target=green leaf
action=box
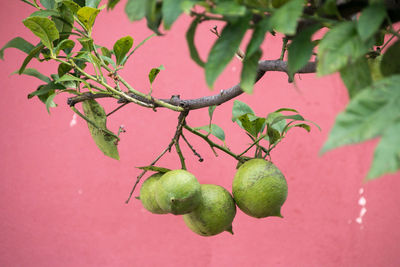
[212,2,246,16]
[53,1,74,41]
[368,55,383,82]
[0,37,35,60]
[195,124,226,141]
[55,39,75,55]
[274,108,298,113]
[77,6,100,32]
[58,62,72,77]
[86,0,101,8]
[186,17,205,67]
[30,10,60,18]
[107,0,121,10]
[73,0,85,7]
[267,126,281,145]
[240,49,262,94]
[162,0,183,30]
[317,22,370,76]
[28,81,66,99]
[321,75,400,154]
[148,65,164,84]
[381,41,400,77]
[270,0,304,35]
[266,111,287,133]
[56,73,91,89]
[136,166,171,173]
[125,0,147,21]
[367,123,400,180]
[60,0,81,13]
[145,0,162,35]
[340,57,372,98]
[208,105,217,122]
[205,15,251,88]
[238,113,266,137]
[13,68,51,83]
[78,37,93,51]
[45,91,57,113]
[82,99,120,160]
[288,24,320,77]
[100,46,112,58]
[23,17,60,50]
[246,17,270,58]
[232,100,254,122]
[113,36,133,66]
[40,0,55,9]
[18,44,45,74]
[357,3,386,41]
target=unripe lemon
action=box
[232,159,287,218]
[155,169,201,215]
[183,184,236,236]
[139,173,168,214]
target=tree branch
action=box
[67,60,317,110]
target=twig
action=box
[181,134,204,162]
[107,103,129,117]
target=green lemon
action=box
[139,173,168,214]
[183,184,236,236]
[232,158,288,218]
[155,169,201,215]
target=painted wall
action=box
[0,1,399,266]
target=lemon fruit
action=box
[139,173,168,214]
[232,158,287,218]
[155,169,201,215]
[183,184,236,236]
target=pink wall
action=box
[1,1,400,266]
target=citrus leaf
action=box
[45,91,57,113]
[274,108,298,113]
[381,41,400,77]
[23,17,60,50]
[82,99,120,160]
[238,113,266,137]
[149,65,164,84]
[162,0,183,30]
[58,62,72,77]
[317,21,369,76]
[195,124,226,141]
[208,105,217,122]
[321,75,400,154]
[357,3,386,41]
[60,0,81,13]
[40,0,55,9]
[232,100,254,122]
[113,36,133,66]
[288,24,320,77]
[340,57,372,98]
[212,2,246,16]
[246,17,270,58]
[76,6,100,32]
[107,0,120,10]
[205,15,251,88]
[55,39,75,55]
[186,17,205,67]
[18,44,45,74]
[28,82,66,99]
[13,68,51,83]
[85,0,101,8]
[0,37,35,60]
[367,123,400,180]
[136,166,171,173]
[29,10,60,18]
[240,49,262,94]
[125,0,147,21]
[270,0,304,35]
[145,0,162,35]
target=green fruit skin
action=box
[232,159,288,218]
[140,173,168,214]
[155,169,201,215]
[183,184,236,237]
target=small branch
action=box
[184,124,242,162]
[181,134,204,162]
[69,60,317,110]
[175,141,186,170]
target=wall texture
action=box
[0,1,399,266]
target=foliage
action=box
[1,0,400,183]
